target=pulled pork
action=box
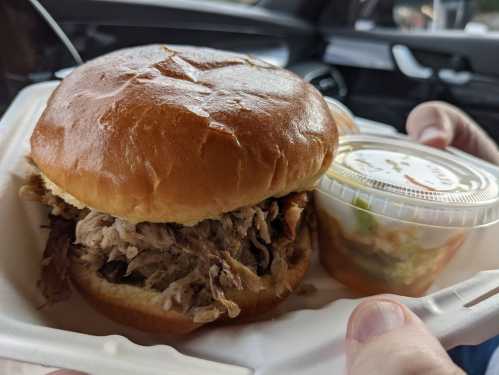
[22,174,309,323]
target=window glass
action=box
[355,0,499,33]
[0,0,77,116]
[471,0,499,31]
[194,0,258,4]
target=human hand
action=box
[406,101,499,164]
[346,297,464,375]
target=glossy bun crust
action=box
[31,45,338,224]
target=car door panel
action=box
[321,27,499,139]
[39,0,320,66]
[330,29,499,77]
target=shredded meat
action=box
[254,207,271,244]
[249,229,271,271]
[22,173,309,322]
[161,269,203,312]
[38,216,75,303]
[19,174,84,221]
[270,239,291,296]
[208,264,241,318]
[295,283,317,297]
[282,192,308,240]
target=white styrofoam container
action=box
[1,82,499,375]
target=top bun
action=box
[31,45,338,224]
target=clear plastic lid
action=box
[318,134,499,228]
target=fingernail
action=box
[418,127,446,144]
[349,301,406,343]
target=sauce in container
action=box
[315,134,499,296]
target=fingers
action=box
[406,101,499,164]
[346,298,464,375]
[407,102,455,148]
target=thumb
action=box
[346,298,464,375]
[406,101,499,164]
[406,102,455,149]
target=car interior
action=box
[2,2,499,373]
[1,0,498,138]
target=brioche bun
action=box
[31,45,338,224]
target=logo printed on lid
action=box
[343,149,461,192]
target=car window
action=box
[0,0,79,116]
[192,0,259,4]
[354,0,499,33]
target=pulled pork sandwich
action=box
[20,45,338,334]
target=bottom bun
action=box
[69,223,312,335]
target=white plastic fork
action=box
[405,270,499,349]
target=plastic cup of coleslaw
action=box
[315,134,499,297]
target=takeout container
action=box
[2,82,499,375]
[315,134,499,297]
[324,97,359,136]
